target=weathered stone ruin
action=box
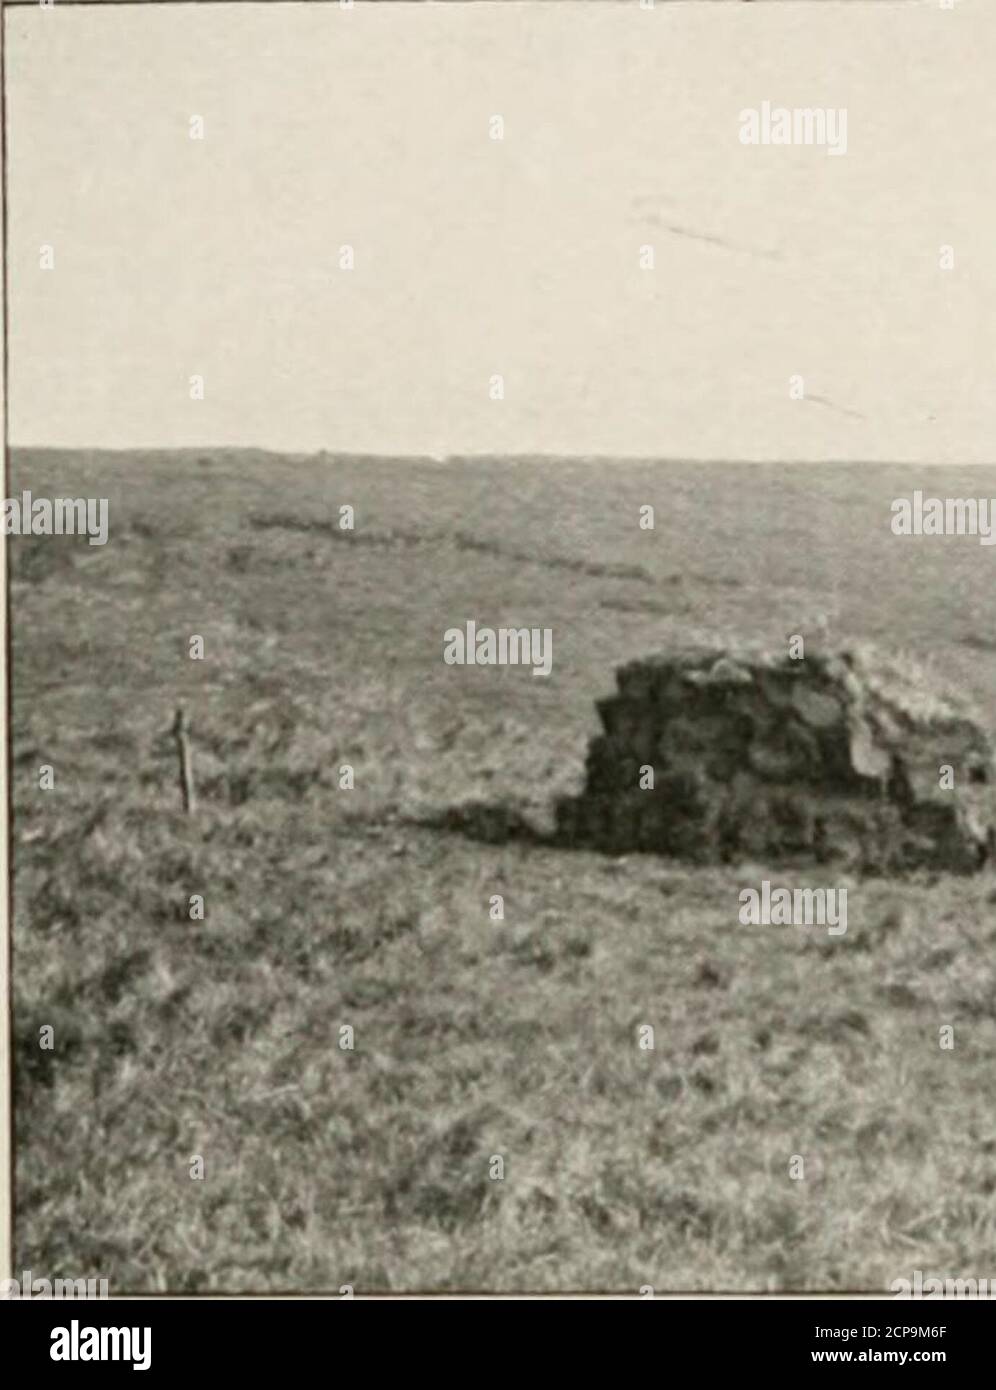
[554,644,996,872]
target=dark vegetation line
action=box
[249,513,655,583]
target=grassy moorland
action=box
[11,449,996,1292]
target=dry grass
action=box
[12,449,996,1292]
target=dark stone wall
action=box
[555,646,996,873]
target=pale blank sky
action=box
[6,1,995,460]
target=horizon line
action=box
[7,445,996,469]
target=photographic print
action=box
[4,0,995,1327]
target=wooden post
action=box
[172,706,196,814]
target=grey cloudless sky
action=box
[6,1,995,460]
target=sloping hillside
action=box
[12,450,996,1291]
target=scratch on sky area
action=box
[805,394,867,422]
[657,222,783,262]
